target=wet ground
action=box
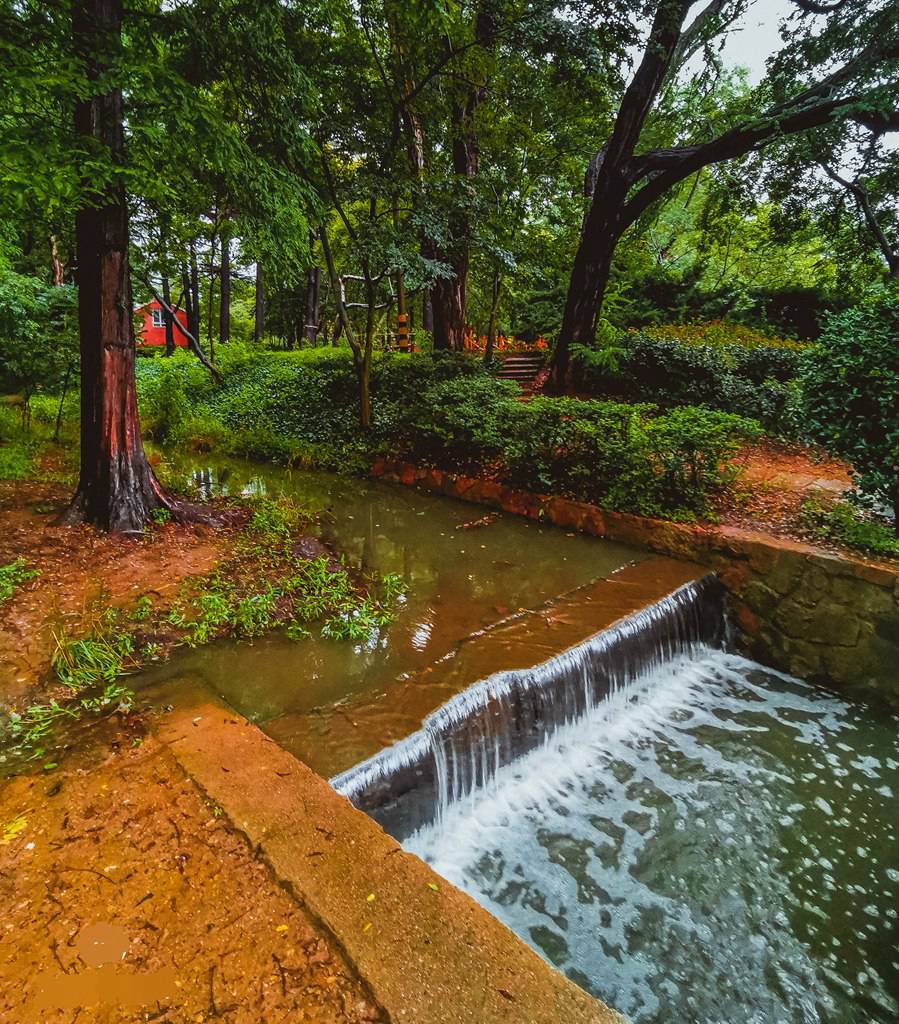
[0,734,383,1023]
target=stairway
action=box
[493,352,546,390]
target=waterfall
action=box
[332,574,726,840]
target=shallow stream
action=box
[136,455,645,775]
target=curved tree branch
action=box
[821,162,899,276]
[140,277,223,383]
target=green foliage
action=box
[140,348,758,519]
[247,498,312,541]
[0,270,78,413]
[499,399,758,519]
[138,355,193,444]
[800,292,899,519]
[52,624,135,689]
[7,682,133,758]
[571,330,804,436]
[799,499,899,558]
[0,558,39,605]
[0,406,41,478]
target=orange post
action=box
[397,312,410,352]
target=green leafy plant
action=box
[0,558,39,604]
[800,291,899,532]
[8,682,133,758]
[799,498,899,558]
[52,625,135,689]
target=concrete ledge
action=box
[155,705,622,1024]
[372,458,899,701]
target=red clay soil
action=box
[0,735,384,1024]
[719,437,853,540]
[0,480,244,704]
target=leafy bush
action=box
[640,321,807,353]
[571,331,804,435]
[137,355,193,442]
[138,347,758,520]
[800,292,899,528]
[799,499,899,558]
[395,375,520,470]
[500,398,758,517]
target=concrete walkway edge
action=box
[155,706,623,1024]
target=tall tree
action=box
[550,0,899,384]
[63,0,179,531]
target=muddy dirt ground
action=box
[0,480,244,705]
[0,733,384,1023]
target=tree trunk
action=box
[219,232,230,345]
[422,289,434,333]
[189,243,200,342]
[181,262,194,347]
[484,267,502,365]
[254,262,264,344]
[161,275,176,356]
[432,270,466,351]
[551,189,625,389]
[62,0,176,533]
[304,266,320,344]
[50,235,65,286]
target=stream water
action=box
[406,648,899,1024]
[136,455,646,775]
[141,457,899,1022]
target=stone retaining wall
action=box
[372,459,899,703]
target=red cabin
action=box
[135,299,189,348]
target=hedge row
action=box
[571,332,805,436]
[136,348,759,520]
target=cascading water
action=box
[334,575,899,1023]
[333,575,725,839]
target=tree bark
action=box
[50,235,65,286]
[181,262,194,345]
[484,266,502,365]
[422,290,434,333]
[304,265,320,344]
[161,274,176,356]
[254,262,265,343]
[431,5,498,351]
[219,231,231,345]
[62,0,177,533]
[189,242,200,342]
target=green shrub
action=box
[571,331,804,436]
[0,406,41,478]
[137,347,757,521]
[396,375,519,470]
[500,398,758,518]
[800,292,899,529]
[799,499,899,558]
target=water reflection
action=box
[138,454,646,744]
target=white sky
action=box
[720,0,791,83]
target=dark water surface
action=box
[407,649,899,1024]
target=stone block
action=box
[741,578,781,619]
[546,497,589,531]
[805,603,861,647]
[765,552,805,596]
[774,600,809,639]
[830,576,896,616]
